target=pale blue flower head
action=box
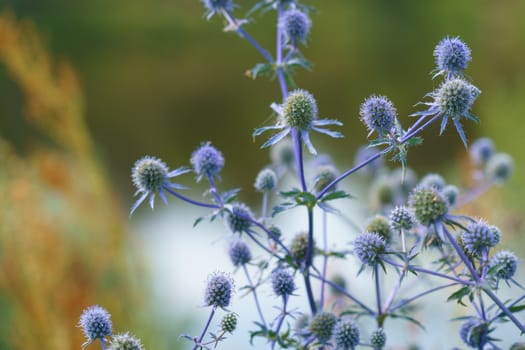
[460,318,489,349]
[205,272,234,308]
[370,328,387,349]
[461,220,500,257]
[281,9,311,44]
[433,36,471,79]
[334,319,360,350]
[354,232,386,266]
[108,332,144,350]
[78,305,112,343]
[485,152,513,184]
[254,168,278,192]
[469,137,495,165]
[271,268,295,297]
[360,95,397,137]
[489,250,518,281]
[201,0,234,20]
[227,202,254,233]
[309,312,337,343]
[191,141,225,182]
[228,239,252,267]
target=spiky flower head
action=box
[391,167,418,195]
[281,9,311,44]
[283,89,318,130]
[78,305,112,343]
[312,164,338,194]
[227,202,253,233]
[354,145,384,176]
[360,95,397,137]
[290,232,311,263]
[201,0,234,20]
[309,312,337,343]
[390,206,415,231]
[191,142,224,182]
[108,332,144,350]
[271,268,295,297]
[460,318,489,349]
[228,239,252,267]
[440,184,458,206]
[366,215,392,244]
[469,137,495,165]
[254,168,277,192]
[489,250,518,281]
[369,175,396,210]
[433,36,472,78]
[354,232,387,266]
[205,272,234,308]
[409,187,448,226]
[220,313,238,333]
[436,78,479,119]
[461,220,500,256]
[370,328,386,349]
[418,173,446,191]
[485,152,514,184]
[334,319,360,350]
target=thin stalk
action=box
[163,187,220,209]
[261,191,269,222]
[482,287,525,334]
[319,211,328,311]
[304,207,317,314]
[390,282,459,312]
[243,265,267,329]
[439,223,479,282]
[271,296,288,350]
[383,258,474,285]
[99,338,107,350]
[192,308,216,350]
[374,264,382,325]
[207,174,223,206]
[245,229,282,258]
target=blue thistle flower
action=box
[78,305,112,344]
[227,202,254,233]
[254,89,343,155]
[485,152,514,184]
[270,138,295,167]
[418,173,446,191]
[354,232,387,267]
[412,77,481,147]
[201,0,234,20]
[370,328,386,349]
[461,220,500,257]
[281,9,311,45]
[220,312,238,333]
[271,268,295,297]
[469,137,495,165]
[290,232,311,263]
[409,186,448,226]
[191,142,225,182]
[433,36,472,79]
[309,312,337,343]
[389,206,415,231]
[489,250,518,281]
[205,272,234,308]
[312,164,338,194]
[442,184,459,206]
[108,332,144,350]
[359,95,397,137]
[459,318,489,349]
[130,156,190,215]
[228,239,252,267]
[254,168,278,192]
[333,319,360,350]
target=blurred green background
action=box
[1,0,524,349]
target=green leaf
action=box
[221,188,241,204]
[246,62,275,80]
[447,286,472,306]
[319,190,350,202]
[272,202,297,217]
[389,313,426,331]
[193,216,204,227]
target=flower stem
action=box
[162,187,219,209]
[374,264,383,326]
[243,264,267,329]
[304,207,317,314]
[99,338,107,350]
[319,211,328,311]
[192,308,216,350]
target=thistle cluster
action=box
[205,272,234,308]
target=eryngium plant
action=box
[82,1,525,349]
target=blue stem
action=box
[243,264,267,329]
[374,264,382,322]
[99,338,107,350]
[162,186,219,209]
[192,308,216,350]
[319,211,328,311]
[304,207,317,314]
[271,296,288,350]
[389,282,459,312]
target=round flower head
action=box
[418,173,446,191]
[271,268,295,297]
[442,184,459,206]
[354,232,387,266]
[108,332,144,350]
[354,145,384,176]
[227,202,253,233]
[330,274,347,295]
[433,36,472,78]
[309,312,337,343]
[409,187,448,226]
[390,206,415,231]
[281,9,311,45]
[369,175,396,210]
[485,152,514,184]
[205,272,234,308]
[78,305,112,343]
[220,313,238,333]
[370,328,386,349]
[469,137,495,165]
[412,77,480,147]
[461,220,500,256]
[191,142,224,182]
[460,318,489,349]
[201,0,234,20]
[489,250,518,281]
[254,168,277,192]
[333,319,360,350]
[391,167,418,195]
[365,215,392,245]
[254,89,342,155]
[270,139,295,167]
[130,156,190,215]
[359,95,397,137]
[290,232,311,263]
[312,164,338,194]
[228,239,252,267]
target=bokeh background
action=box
[1,0,524,349]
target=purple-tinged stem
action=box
[389,282,459,312]
[319,211,328,311]
[163,186,219,209]
[374,264,383,325]
[482,287,525,334]
[99,338,107,350]
[304,207,317,314]
[192,308,216,350]
[271,296,288,350]
[243,264,267,329]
